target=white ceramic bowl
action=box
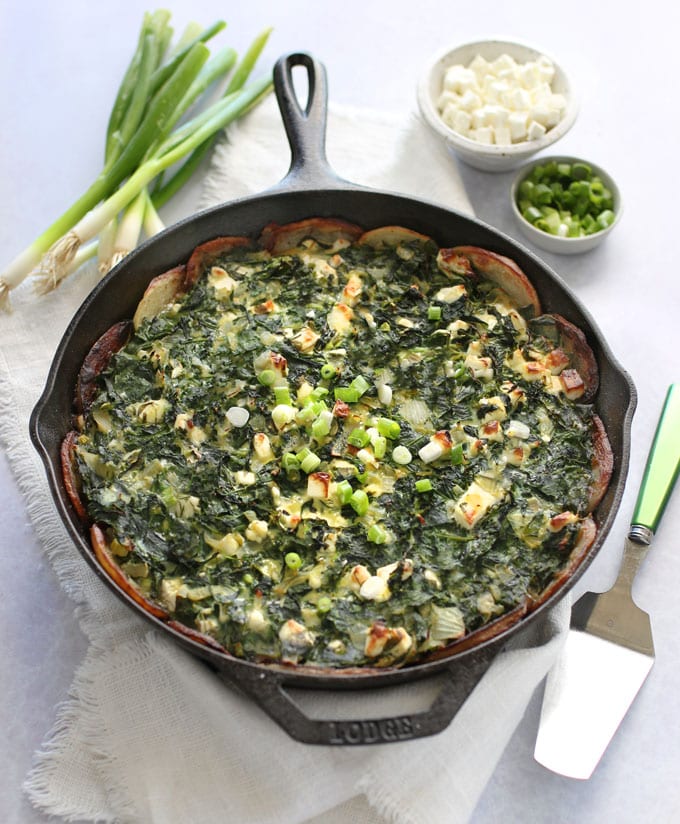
[510,155,622,254]
[417,39,578,172]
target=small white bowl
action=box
[417,39,578,172]
[510,155,623,254]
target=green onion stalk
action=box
[4,39,212,304]
[98,39,240,273]
[98,27,271,276]
[0,13,272,311]
[33,74,272,294]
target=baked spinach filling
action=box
[75,235,596,667]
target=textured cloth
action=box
[0,96,568,824]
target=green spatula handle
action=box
[630,384,680,538]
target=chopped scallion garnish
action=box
[392,445,412,465]
[350,375,371,396]
[367,524,388,544]
[285,552,302,571]
[350,489,369,516]
[377,417,401,440]
[372,435,387,459]
[310,386,329,401]
[317,596,332,613]
[334,387,360,403]
[274,386,292,405]
[336,480,353,504]
[311,410,333,441]
[348,428,370,448]
[516,159,616,239]
[281,452,300,473]
[257,369,276,386]
[300,451,322,474]
[451,443,464,465]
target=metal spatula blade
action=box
[534,383,680,779]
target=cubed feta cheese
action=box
[437,52,563,146]
[510,87,532,111]
[468,54,491,77]
[437,89,461,110]
[518,62,541,89]
[526,119,547,140]
[508,111,528,141]
[530,82,553,105]
[434,283,466,303]
[470,126,494,144]
[458,89,483,112]
[484,104,510,128]
[493,125,512,145]
[443,65,478,94]
[485,79,510,104]
[492,53,517,74]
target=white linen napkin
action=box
[1,95,569,824]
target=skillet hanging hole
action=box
[291,63,312,117]
[272,52,347,191]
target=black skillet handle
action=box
[272,52,350,192]
[217,648,496,745]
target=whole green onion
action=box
[0,13,273,311]
[36,74,272,296]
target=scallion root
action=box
[0,280,11,313]
[34,232,81,295]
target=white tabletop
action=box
[2,1,680,821]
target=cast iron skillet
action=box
[30,53,636,745]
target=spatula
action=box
[534,383,680,779]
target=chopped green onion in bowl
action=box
[510,155,622,254]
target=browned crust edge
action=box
[589,414,614,511]
[530,313,600,401]
[90,524,169,620]
[185,237,253,288]
[132,265,187,330]
[167,620,230,654]
[259,218,363,255]
[356,225,433,248]
[422,603,529,661]
[443,245,542,317]
[60,430,89,522]
[527,516,598,610]
[75,320,132,417]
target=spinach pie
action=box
[62,219,613,669]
